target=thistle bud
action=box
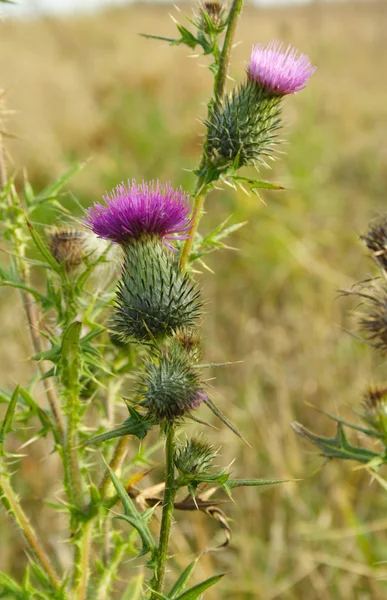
[206,41,315,172]
[362,386,387,435]
[47,227,84,272]
[138,347,207,422]
[206,80,282,171]
[174,436,217,478]
[113,238,202,343]
[361,218,387,271]
[200,1,226,30]
[173,327,203,362]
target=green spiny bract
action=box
[138,346,206,422]
[205,79,282,174]
[113,238,202,343]
[174,436,217,478]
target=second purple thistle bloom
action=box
[248,41,316,96]
[85,180,192,245]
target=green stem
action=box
[71,520,93,600]
[214,0,244,101]
[179,177,207,270]
[0,471,61,590]
[179,0,244,271]
[150,426,176,598]
[64,385,84,511]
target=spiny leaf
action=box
[26,221,62,273]
[84,407,154,445]
[0,385,19,442]
[168,557,201,599]
[291,422,382,464]
[33,162,86,206]
[204,397,248,444]
[104,461,155,556]
[174,574,225,600]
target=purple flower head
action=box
[248,41,316,96]
[85,180,192,247]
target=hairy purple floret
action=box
[248,41,316,95]
[85,180,192,245]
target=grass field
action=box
[1,1,387,598]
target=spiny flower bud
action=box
[174,436,217,478]
[200,1,225,29]
[361,218,387,271]
[85,179,192,249]
[206,79,282,171]
[47,227,84,272]
[248,42,316,96]
[361,386,387,435]
[138,347,207,422]
[173,327,203,362]
[113,238,201,343]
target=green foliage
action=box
[292,421,383,465]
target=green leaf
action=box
[308,405,383,439]
[105,461,155,556]
[32,162,85,206]
[174,574,225,600]
[223,478,289,497]
[229,175,284,192]
[84,407,154,446]
[0,573,21,594]
[26,220,62,273]
[204,397,247,443]
[176,25,199,49]
[292,422,382,464]
[168,557,200,598]
[0,385,19,442]
[17,386,54,436]
[140,33,179,44]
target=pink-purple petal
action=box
[85,180,192,245]
[248,41,316,95]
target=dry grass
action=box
[1,1,387,598]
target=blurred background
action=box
[1,0,387,598]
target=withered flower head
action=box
[357,282,387,353]
[47,227,84,272]
[361,217,387,271]
[362,385,387,434]
[200,1,225,29]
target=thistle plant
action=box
[0,2,315,599]
[293,217,387,474]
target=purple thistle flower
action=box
[85,180,192,247]
[248,41,316,96]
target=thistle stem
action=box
[72,520,93,600]
[179,0,244,271]
[179,178,207,270]
[0,472,61,590]
[214,0,244,101]
[150,426,176,598]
